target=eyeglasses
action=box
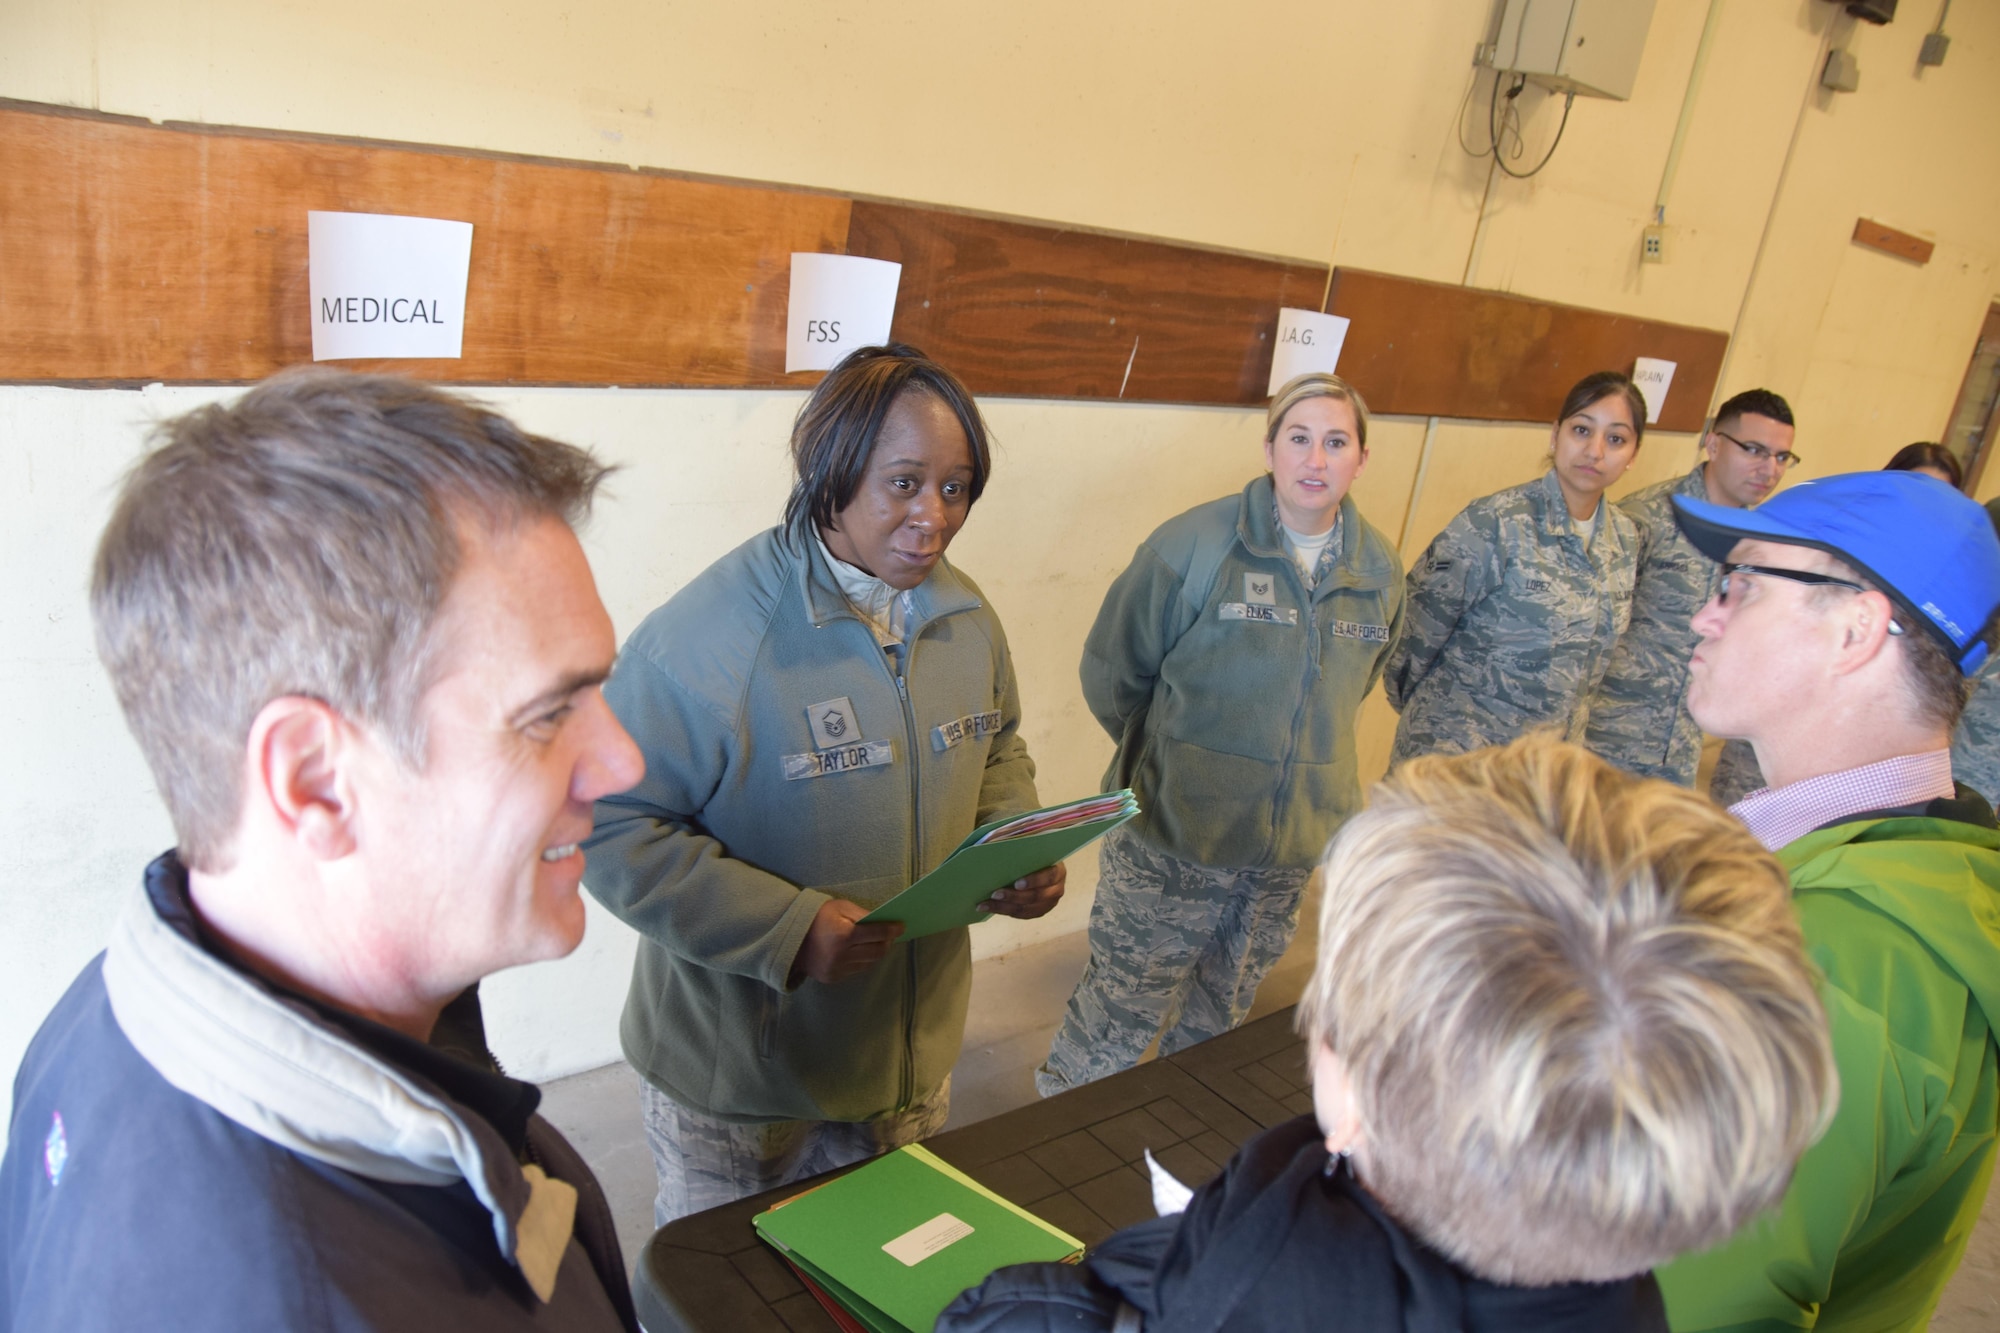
[1715,430,1802,470]
[1718,563,1903,636]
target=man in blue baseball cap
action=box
[1654,470,2000,1332]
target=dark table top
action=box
[633,1007,1312,1333]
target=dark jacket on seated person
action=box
[937,1116,1668,1333]
[0,853,637,1333]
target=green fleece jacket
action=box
[1657,799,2000,1332]
[583,529,1040,1124]
[1081,477,1404,871]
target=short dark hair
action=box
[782,343,992,546]
[1884,441,1964,490]
[1813,552,1971,730]
[1714,388,1795,431]
[1559,371,1648,447]
[91,368,610,871]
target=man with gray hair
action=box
[0,370,645,1331]
[1655,471,2000,1331]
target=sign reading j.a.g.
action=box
[308,211,474,361]
[1266,307,1352,396]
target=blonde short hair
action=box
[1296,736,1836,1285]
[1266,373,1369,450]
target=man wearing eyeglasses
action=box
[1653,471,2000,1333]
[1584,389,1797,786]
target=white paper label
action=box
[1266,307,1351,396]
[308,211,473,360]
[786,253,902,373]
[881,1212,974,1267]
[1632,357,1678,425]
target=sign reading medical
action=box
[308,211,475,361]
[786,253,902,373]
[1266,307,1352,396]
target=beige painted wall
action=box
[4,0,1997,1106]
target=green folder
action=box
[753,1144,1085,1333]
[860,791,1139,940]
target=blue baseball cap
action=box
[1672,470,2000,675]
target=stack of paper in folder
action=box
[753,1144,1084,1333]
[861,790,1139,939]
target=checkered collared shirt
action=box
[1730,749,1955,852]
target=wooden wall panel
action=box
[1326,269,1727,434]
[1,99,1728,427]
[0,103,849,386]
[846,202,1324,403]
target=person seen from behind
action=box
[941,735,1837,1332]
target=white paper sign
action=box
[786,253,902,373]
[881,1212,973,1267]
[1266,307,1352,396]
[1632,357,1678,425]
[309,212,473,360]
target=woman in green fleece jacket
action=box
[584,345,1064,1225]
[1037,373,1405,1096]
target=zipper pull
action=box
[896,674,908,700]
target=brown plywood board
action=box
[0,102,849,386]
[1326,269,1727,433]
[846,201,1326,404]
[2,100,1727,425]
[1851,217,1935,266]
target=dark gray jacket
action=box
[0,854,635,1333]
[938,1117,1667,1333]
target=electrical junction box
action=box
[1487,0,1659,101]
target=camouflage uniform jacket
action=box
[1953,660,2000,805]
[1583,462,1722,785]
[1386,468,1638,765]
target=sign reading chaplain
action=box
[308,211,474,361]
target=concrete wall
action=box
[5,0,1997,1115]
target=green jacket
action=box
[583,529,1040,1124]
[1386,469,1638,766]
[1081,477,1404,871]
[1657,800,2000,1332]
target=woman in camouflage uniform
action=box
[1385,371,1645,765]
[1037,374,1405,1095]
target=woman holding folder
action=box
[584,344,1064,1223]
[1038,374,1404,1095]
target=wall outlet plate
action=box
[1641,225,1668,264]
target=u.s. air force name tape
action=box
[933,710,1003,751]
[783,740,894,781]
[1330,619,1392,642]
[1218,602,1299,626]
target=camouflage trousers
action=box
[638,1074,951,1226]
[1035,825,1310,1097]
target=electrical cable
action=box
[1456,64,1500,158]
[1486,71,1574,179]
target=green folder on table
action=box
[861,790,1139,940]
[752,1143,1085,1333]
